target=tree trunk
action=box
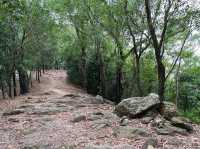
[1,81,5,99]
[37,67,40,83]
[7,78,12,98]
[13,71,17,97]
[29,71,33,88]
[39,68,42,77]
[157,59,166,114]
[35,68,38,81]
[18,68,29,95]
[80,47,87,90]
[115,65,123,103]
[157,59,165,102]
[135,57,143,96]
[99,57,106,97]
[175,58,181,108]
[43,64,45,74]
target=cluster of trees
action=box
[49,0,200,116]
[0,0,59,98]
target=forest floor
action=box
[0,70,200,149]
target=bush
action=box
[181,102,200,124]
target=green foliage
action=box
[181,102,200,124]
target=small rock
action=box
[113,126,150,139]
[142,138,158,149]
[87,112,104,121]
[166,123,188,135]
[151,115,166,128]
[91,119,111,130]
[155,122,188,136]
[85,144,133,149]
[71,115,86,123]
[170,116,193,132]
[3,109,25,116]
[85,144,112,149]
[120,116,129,126]
[155,127,174,135]
[8,118,19,122]
[141,117,153,124]
[95,95,104,104]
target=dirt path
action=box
[0,70,200,149]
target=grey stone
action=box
[113,126,150,139]
[91,119,111,130]
[114,93,160,118]
[71,115,86,123]
[85,144,133,149]
[155,122,188,136]
[141,117,153,124]
[3,109,25,116]
[8,118,19,122]
[170,116,193,132]
[142,138,158,149]
[85,144,112,149]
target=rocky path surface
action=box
[0,70,200,149]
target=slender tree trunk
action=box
[35,68,38,81]
[37,67,40,83]
[18,68,29,94]
[13,71,17,97]
[175,58,181,108]
[1,81,5,99]
[43,64,45,74]
[29,71,33,87]
[99,57,106,97]
[115,64,123,102]
[39,68,42,77]
[135,57,143,96]
[7,78,12,98]
[80,47,87,90]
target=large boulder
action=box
[114,93,160,118]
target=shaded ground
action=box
[0,70,200,149]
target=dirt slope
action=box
[0,70,200,149]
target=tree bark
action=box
[115,64,123,103]
[18,68,29,94]
[175,58,181,108]
[80,47,87,90]
[13,71,17,97]
[1,81,5,99]
[7,78,12,98]
[135,56,143,96]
